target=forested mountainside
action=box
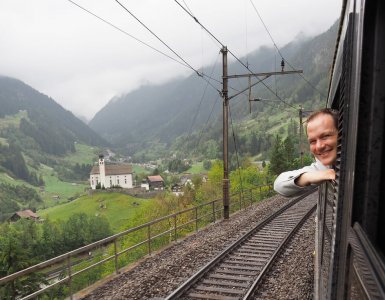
[0,77,108,220]
[0,76,108,153]
[90,20,338,160]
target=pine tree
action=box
[283,135,296,169]
[269,135,286,175]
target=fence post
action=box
[114,239,119,274]
[67,256,73,300]
[147,225,151,255]
[239,192,242,210]
[174,215,177,241]
[195,207,198,232]
[212,202,216,223]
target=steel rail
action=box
[165,190,316,299]
[243,202,317,299]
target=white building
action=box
[90,155,133,190]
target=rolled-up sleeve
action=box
[273,161,328,197]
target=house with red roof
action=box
[141,175,164,191]
[10,209,40,222]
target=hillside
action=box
[39,192,154,232]
[89,21,339,161]
[0,76,108,150]
[0,77,109,220]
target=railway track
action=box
[165,191,317,300]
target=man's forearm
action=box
[295,169,336,187]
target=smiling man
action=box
[274,108,338,197]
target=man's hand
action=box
[295,169,336,187]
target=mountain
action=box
[0,76,109,220]
[90,21,338,159]
[0,76,108,154]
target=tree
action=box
[0,223,46,299]
[230,165,265,193]
[87,215,112,242]
[269,135,286,175]
[61,214,89,250]
[249,132,259,155]
[40,220,63,259]
[203,160,212,170]
[283,135,296,170]
[207,160,223,187]
[205,140,219,159]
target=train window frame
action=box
[321,1,385,299]
[351,0,385,258]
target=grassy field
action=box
[0,172,19,185]
[37,164,88,207]
[187,161,206,174]
[62,143,99,165]
[38,192,154,232]
[131,164,148,174]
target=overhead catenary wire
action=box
[249,0,327,99]
[195,94,221,150]
[229,105,244,195]
[188,52,221,138]
[174,0,297,177]
[66,0,188,68]
[174,0,297,110]
[69,0,252,146]
[114,0,222,95]
[67,0,223,95]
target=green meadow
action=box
[187,161,205,174]
[62,143,99,165]
[39,192,154,232]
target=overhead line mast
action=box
[221,46,303,219]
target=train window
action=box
[316,1,385,299]
[351,0,385,258]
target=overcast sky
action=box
[0,0,342,120]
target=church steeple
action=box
[98,154,106,187]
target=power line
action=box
[174,0,224,48]
[226,50,297,110]
[66,0,222,95]
[114,0,222,95]
[249,0,327,99]
[66,0,188,68]
[229,105,244,194]
[188,52,220,137]
[174,0,297,110]
[195,94,221,150]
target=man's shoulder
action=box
[311,159,329,171]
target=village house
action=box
[141,175,164,191]
[171,174,208,196]
[90,155,133,189]
[10,209,40,222]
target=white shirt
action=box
[273,159,329,197]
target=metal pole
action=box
[195,207,198,232]
[299,105,304,167]
[147,225,151,255]
[67,256,73,300]
[174,215,177,241]
[221,46,230,219]
[114,240,119,274]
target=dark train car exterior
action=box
[315,0,385,299]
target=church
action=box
[90,155,133,189]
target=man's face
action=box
[306,114,338,166]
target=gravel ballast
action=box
[79,194,316,300]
